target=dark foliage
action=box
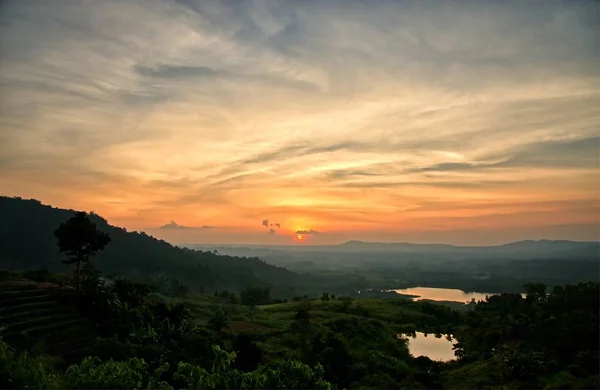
[54,211,111,288]
[232,333,262,371]
[0,197,298,294]
[240,285,271,307]
[451,282,599,388]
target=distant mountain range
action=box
[191,238,599,260]
[335,239,599,257]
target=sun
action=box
[296,234,303,241]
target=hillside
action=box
[0,196,299,294]
[2,273,598,389]
[0,281,96,362]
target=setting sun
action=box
[0,0,597,248]
[0,1,598,387]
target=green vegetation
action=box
[2,266,597,388]
[0,280,97,361]
[1,341,331,390]
[449,282,599,389]
[1,199,598,388]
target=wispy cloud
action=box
[0,0,597,244]
[262,218,282,234]
[406,136,600,174]
[296,229,321,235]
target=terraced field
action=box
[0,281,97,361]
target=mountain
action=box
[0,196,299,294]
[335,239,599,259]
[193,239,599,260]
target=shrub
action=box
[0,339,61,390]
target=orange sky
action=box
[0,0,598,245]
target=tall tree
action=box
[240,285,270,318]
[240,285,270,307]
[54,211,111,289]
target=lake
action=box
[402,332,456,361]
[391,286,493,303]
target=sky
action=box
[0,0,598,245]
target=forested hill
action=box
[0,196,299,294]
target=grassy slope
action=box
[0,282,97,361]
[169,293,461,363]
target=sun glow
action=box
[296,234,303,241]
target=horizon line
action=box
[176,238,599,249]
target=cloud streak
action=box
[0,0,598,244]
[155,221,215,230]
[296,229,321,235]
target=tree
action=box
[294,301,312,323]
[233,334,262,371]
[321,293,330,302]
[240,286,270,318]
[208,309,229,332]
[240,286,270,308]
[111,279,150,309]
[174,345,332,389]
[54,211,111,289]
[313,333,353,388]
[524,283,547,303]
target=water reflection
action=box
[392,286,493,303]
[402,332,456,361]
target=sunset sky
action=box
[1,0,598,245]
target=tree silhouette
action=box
[208,309,229,332]
[240,285,270,318]
[54,211,111,289]
[240,285,270,308]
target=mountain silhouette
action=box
[0,196,298,294]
